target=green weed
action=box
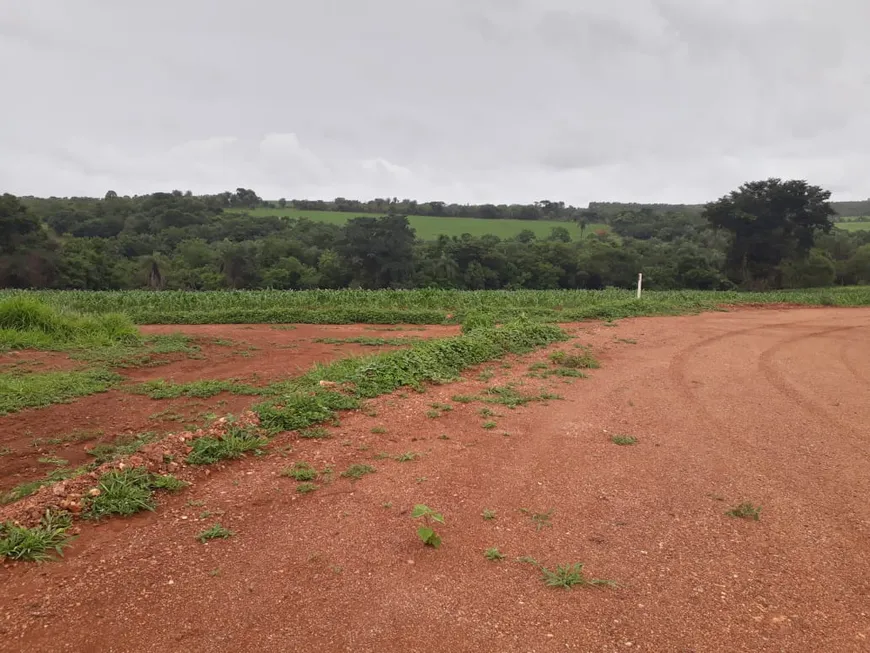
[0,510,73,562]
[296,482,318,494]
[282,462,317,481]
[484,547,505,561]
[298,427,331,440]
[131,378,262,399]
[186,425,268,465]
[84,468,170,519]
[341,464,375,480]
[541,563,614,589]
[197,523,234,543]
[611,435,638,446]
[521,508,554,531]
[726,502,762,521]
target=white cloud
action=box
[1,0,868,204]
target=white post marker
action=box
[636,273,643,299]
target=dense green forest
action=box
[3,181,870,292]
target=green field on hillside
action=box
[837,220,870,232]
[242,208,606,240]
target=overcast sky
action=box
[2,0,869,205]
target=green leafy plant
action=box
[370,426,387,434]
[394,452,419,462]
[726,502,762,521]
[482,508,497,521]
[482,421,497,430]
[197,523,234,543]
[412,504,444,548]
[610,435,638,446]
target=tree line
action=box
[2,180,870,292]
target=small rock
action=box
[88,489,101,498]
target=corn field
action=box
[0,287,867,325]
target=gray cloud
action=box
[1,0,868,204]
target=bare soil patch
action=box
[2,309,869,652]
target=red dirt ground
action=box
[1,308,869,652]
[0,324,457,493]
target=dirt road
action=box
[2,308,868,652]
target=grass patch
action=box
[197,523,233,543]
[0,369,122,415]
[313,336,417,346]
[296,482,318,494]
[254,320,566,433]
[370,426,387,434]
[726,502,762,521]
[521,508,554,531]
[0,510,73,562]
[31,430,101,448]
[541,563,614,589]
[610,435,638,446]
[451,394,476,403]
[281,461,317,481]
[482,421,497,430]
[131,378,263,399]
[84,468,184,519]
[69,333,201,368]
[484,547,505,561]
[550,349,599,369]
[0,296,139,351]
[482,508,497,521]
[186,424,268,465]
[86,431,161,465]
[341,464,376,480]
[482,384,559,409]
[394,452,419,462]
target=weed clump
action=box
[0,510,73,562]
[197,523,233,543]
[726,502,761,521]
[84,468,186,519]
[186,424,268,465]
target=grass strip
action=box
[0,369,122,415]
[255,320,567,431]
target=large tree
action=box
[338,215,416,288]
[703,178,836,287]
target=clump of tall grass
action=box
[0,297,140,351]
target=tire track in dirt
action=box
[758,324,869,437]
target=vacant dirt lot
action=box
[0,324,455,493]
[1,308,869,652]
